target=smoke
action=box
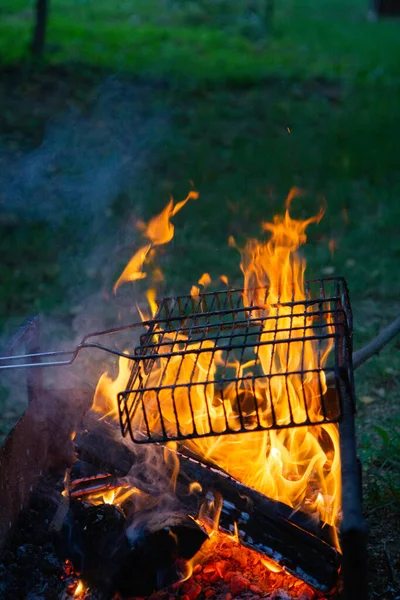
[0,77,169,432]
[0,78,167,227]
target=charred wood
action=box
[58,499,208,599]
[74,416,134,476]
[73,420,341,592]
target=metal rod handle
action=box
[0,318,155,370]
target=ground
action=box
[0,0,399,596]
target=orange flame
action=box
[96,189,341,551]
[73,580,86,598]
[220,275,229,286]
[261,556,283,573]
[85,485,139,507]
[114,191,198,294]
[176,194,339,535]
[92,353,132,419]
[198,272,211,288]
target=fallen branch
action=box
[352,315,400,370]
[326,315,400,386]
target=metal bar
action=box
[338,373,368,600]
[125,367,337,392]
[25,316,43,404]
[3,315,43,404]
[131,332,340,361]
[126,412,341,444]
[133,315,340,350]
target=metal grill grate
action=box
[118,277,353,444]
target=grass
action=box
[1,0,400,84]
[0,0,399,513]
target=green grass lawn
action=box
[0,0,399,536]
[1,0,400,84]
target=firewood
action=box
[73,419,340,592]
[58,499,208,599]
[74,415,133,476]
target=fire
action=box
[114,190,198,294]
[73,581,85,598]
[85,485,139,507]
[92,353,132,420]
[93,189,341,549]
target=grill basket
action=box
[118,277,353,444]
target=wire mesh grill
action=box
[118,277,352,444]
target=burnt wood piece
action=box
[0,388,92,557]
[74,416,134,476]
[69,473,120,498]
[74,421,336,542]
[73,420,340,592]
[59,500,208,599]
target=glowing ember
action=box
[140,529,316,600]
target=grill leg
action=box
[338,375,368,600]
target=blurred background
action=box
[0,1,399,590]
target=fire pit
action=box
[1,193,384,600]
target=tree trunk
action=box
[31,0,49,56]
[265,0,274,34]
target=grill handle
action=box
[0,319,155,370]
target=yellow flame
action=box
[73,581,85,598]
[189,481,203,494]
[113,244,151,293]
[220,275,229,286]
[232,521,239,543]
[190,284,200,298]
[146,288,158,317]
[261,556,283,573]
[86,485,139,507]
[92,353,131,419]
[102,489,115,505]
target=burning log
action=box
[74,416,134,476]
[174,452,341,593]
[58,499,208,599]
[73,419,340,593]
